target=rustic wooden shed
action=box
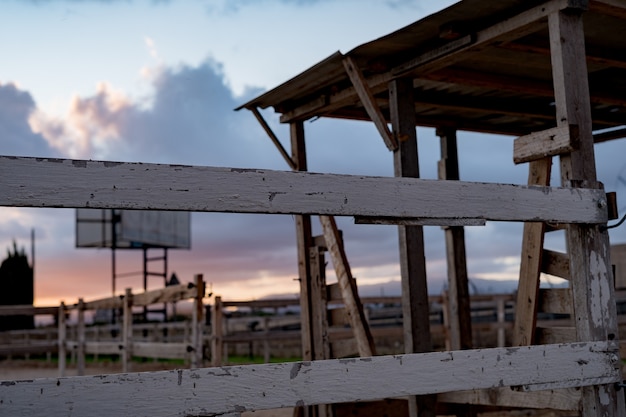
[236,0,626,415]
[1,0,625,416]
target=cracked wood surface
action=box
[0,156,608,224]
[0,341,619,417]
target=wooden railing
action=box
[0,275,205,376]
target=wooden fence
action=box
[0,275,205,376]
[210,293,517,364]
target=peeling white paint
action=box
[589,250,612,329]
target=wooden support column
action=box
[320,215,376,357]
[437,127,472,351]
[309,245,330,361]
[389,78,435,417]
[549,7,624,417]
[291,121,320,417]
[290,121,316,363]
[513,157,551,346]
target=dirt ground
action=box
[0,360,293,417]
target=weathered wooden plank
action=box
[513,157,551,346]
[133,342,189,360]
[549,7,625,416]
[343,56,397,151]
[250,107,296,170]
[132,283,198,307]
[84,341,123,356]
[536,326,577,344]
[438,127,472,352]
[309,245,330,361]
[354,217,485,226]
[83,295,124,310]
[0,342,619,417]
[0,342,57,356]
[542,249,571,279]
[390,77,434,417]
[0,156,608,223]
[539,288,573,315]
[513,126,576,164]
[0,305,58,316]
[320,215,375,357]
[439,387,580,411]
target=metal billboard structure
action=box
[76,209,191,319]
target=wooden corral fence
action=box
[0,275,205,376]
[210,293,517,364]
[0,156,622,415]
[2,0,626,412]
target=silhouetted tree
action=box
[0,240,34,331]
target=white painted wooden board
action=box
[0,156,608,223]
[0,341,619,417]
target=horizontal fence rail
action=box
[0,341,619,417]
[0,156,608,223]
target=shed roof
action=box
[238,0,626,137]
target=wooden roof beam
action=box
[342,56,398,151]
[589,0,626,19]
[501,41,626,71]
[418,67,626,108]
[250,107,297,170]
[279,0,579,123]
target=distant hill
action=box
[261,276,568,301]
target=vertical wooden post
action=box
[77,298,86,376]
[191,274,204,368]
[290,121,316,364]
[496,297,506,348]
[122,288,133,373]
[549,8,624,417]
[211,295,223,366]
[263,317,271,364]
[389,78,435,417]
[441,292,452,351]
[57,302,66,377]
[309,246,330,361]
[437,127,472,351]
[319,216,376,357]
[513,158,551,346]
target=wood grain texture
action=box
[320,215,375,357]
[549,8,625,416]
[0,342,619,417]
[513,125,576,164]
[342,56,397,150]
[0,156,608,223]
[513,157,551,346]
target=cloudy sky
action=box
[2,0,626,307]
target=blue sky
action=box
[1,0,625,306]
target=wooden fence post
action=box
[211,296,223,366]
[77,298,86,376]
[123,288,133,373]
[191,274,205,368]
[496,297,505,348]
[57,302,66,377]
[263,317,270,363]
